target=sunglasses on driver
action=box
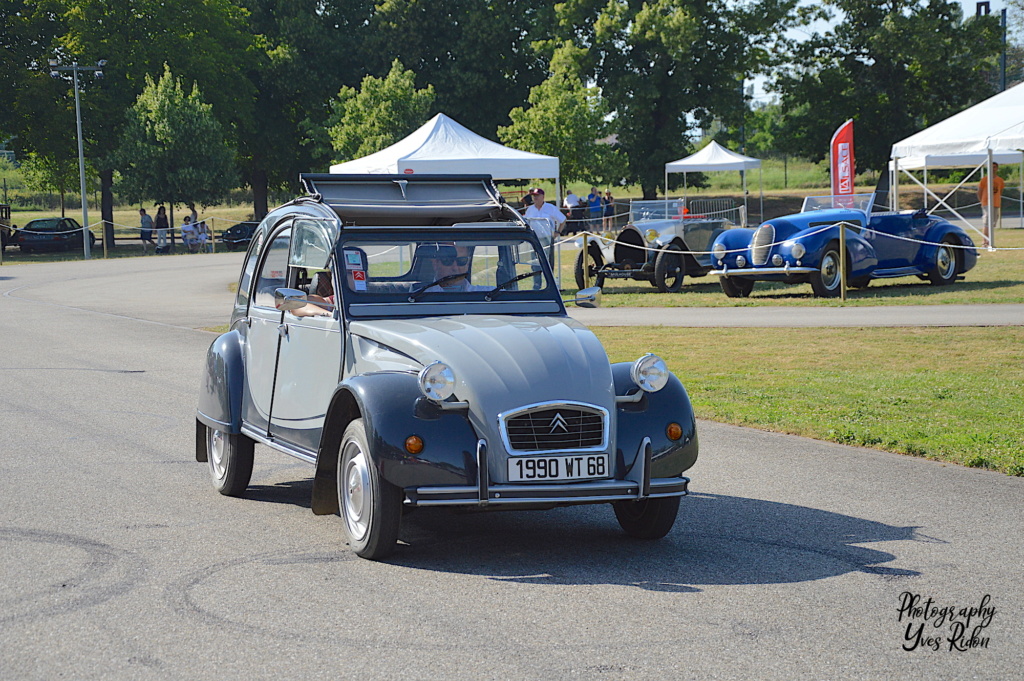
[439,256,470,266]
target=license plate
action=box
[507,454,610,482]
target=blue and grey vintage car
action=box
[575,199,736,292]
[196,174,698,560]
[709,194,978,297]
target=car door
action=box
[268,219,343,453]
[241,224,292,434]
[867,214,917,269]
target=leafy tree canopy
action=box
[325,60,436,163]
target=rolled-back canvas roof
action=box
[329,113,559,180]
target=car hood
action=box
[348,315,616,451]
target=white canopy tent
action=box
[329,113,559,190]
[891,82,1024,247]
[664,141,763,225]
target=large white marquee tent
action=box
[329,113,559,189]
[664,141,763,225]
[890,82,1024,245]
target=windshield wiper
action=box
[484,270,543,301]
[407,271,470,302]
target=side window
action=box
[235,231,265,308]
[252,228,292,309]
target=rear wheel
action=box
[927,239,958,285]
[719,276,755,298]
[809,242,844,298]
[206,426,254,496]
[574,246,606,289]
[653,244,685,293]
[338,419,402,560]
[613,497,681,539]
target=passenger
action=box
[291,270,335,317]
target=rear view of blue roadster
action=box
[195,174,698,560]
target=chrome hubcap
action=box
[937,246,954,278]
[821,252,840,289]
[341,443,371,541]
[208,429,226,479]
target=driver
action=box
[423,244,488,293]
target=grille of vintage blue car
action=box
[752,223,775,265]
[502,405,606,452]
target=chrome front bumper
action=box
[405,437,690,507]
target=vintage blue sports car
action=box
[196,174,698,560]
[709,194,977,297]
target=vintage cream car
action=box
[196,175,699,559]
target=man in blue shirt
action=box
[586,186,602,231]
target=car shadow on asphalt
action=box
[386,492,929,591]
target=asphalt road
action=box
[1,253,1021,680]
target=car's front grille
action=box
[751,224,774,265]
[502,405,606,452]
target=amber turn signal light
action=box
[666,422,683,441]
[405,435,424,455]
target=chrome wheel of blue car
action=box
[206,426,254,496]
[809,243,843,298]
[928,240,958,285]
[338,419,402,560]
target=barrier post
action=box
[102,222,108,259]
[583,232,590,289]
[839,222,847,302]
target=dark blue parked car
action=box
[710,194,977,298]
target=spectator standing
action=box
[139,208,155,254]
[154,206,169,252]
[563,190,583,233]
[524,188,566,248]
[586,186,602,231]
[197,221,210,253]
[978,163,1004,231]
[602,190,616,231]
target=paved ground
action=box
[1,254,1021,680]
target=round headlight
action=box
[644,228,659,243]
[735,255,747,268]
[791,242,806,259]
[712,243,726,259]
[772,254,784,266]
[418,362,456,402]
[631,354,669,393]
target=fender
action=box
[310,372,480,515]
[611,362,698,478]
[794,225,877,280]
[196,330,245,438]
[920,222,978,274]
[713,227,756,252]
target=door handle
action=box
[278,323,289,338]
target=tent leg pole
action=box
[987,149,994,250]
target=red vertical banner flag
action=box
[830,119,855,206]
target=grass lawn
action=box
[554,228,1024,306]
[596,326,1024,476]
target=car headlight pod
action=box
[644,228,659,243]
[791,242,806,259]
[631,353,669,393]
[712,243,726,259]
[418,362,456,402]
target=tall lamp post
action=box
[48,58,106,260]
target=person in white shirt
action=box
[180,216,198,253]
[561,189,584,232]
[524,188,566,245]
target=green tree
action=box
[20,152,89,217]
[325,60,436,163]
[773,0,1002,172]
[551,0,800,198]
[498,43,624,189]
[116,65,237,232]
[367,0,554,138]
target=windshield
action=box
[801,194,875,213]
[338,235,555,300]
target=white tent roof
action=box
[328,113,559,180]
[891,82,1024,158]
[889,151,1023,170]
[665,141,762,173]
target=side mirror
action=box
[572,286,602,308]
[274,287,309,311]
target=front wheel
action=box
[654,244,685,293]
[574,246,606,290]
[720,276,755,298]
[206,426,254,496]
[338,419,402,560]
[927,239,958,285]
[809,243,844,298]
[612,497,681,539]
